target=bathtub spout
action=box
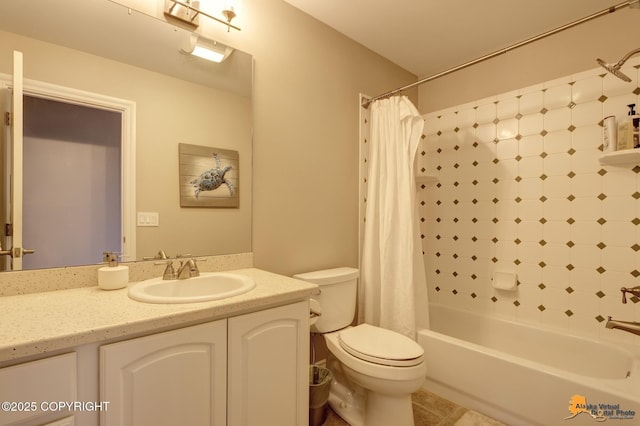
[606,316,640,337]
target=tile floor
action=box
[321,389,505,426]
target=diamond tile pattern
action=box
[411,60,640,341]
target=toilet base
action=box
[366,392,414,426]
[324,338,422,426]
[328,380,365,426]
[326,363,416,426]
[328,382,416,426]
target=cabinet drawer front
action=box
[0,352,77,425]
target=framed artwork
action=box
[179,143,239,207]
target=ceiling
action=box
[283,0,624,78]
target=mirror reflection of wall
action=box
[0,0,253,271]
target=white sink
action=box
[128,272,255,304]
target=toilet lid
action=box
[338,324,424,367]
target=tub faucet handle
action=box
[620,286,640,304]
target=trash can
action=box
[309,364,333,426]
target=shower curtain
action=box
[359,96,429,339]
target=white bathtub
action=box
[418,304,640,426]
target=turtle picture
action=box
[179,144,239,207]
[190,153,234,198]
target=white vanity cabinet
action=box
[0,353,77,426]
[100,300,309,426]
[100,320,227,426]
[228,301,309,426]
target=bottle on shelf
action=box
[617,104,640,151]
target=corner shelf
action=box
[416,174,438,189]
[599,149,640,166]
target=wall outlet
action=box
[137,212,159,227]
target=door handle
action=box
[0,247,35,258]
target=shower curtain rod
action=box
[361,0,637,109]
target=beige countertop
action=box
[0,268,317,363]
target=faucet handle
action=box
[620,286,640,304]
[178,257,199,268]
[185,257,206,269]
[144,250,169,261]
[155,259,177,280]
[102,251,122,265]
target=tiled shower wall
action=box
[417,59,640,345]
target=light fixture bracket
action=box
[164,0,241,32]
[164,0,200,29]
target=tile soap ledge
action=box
[599,149,640,166]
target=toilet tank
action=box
[294,267,359,333]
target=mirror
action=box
[0,0,253,270]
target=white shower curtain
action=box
[359,96,429,339]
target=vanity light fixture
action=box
[181,34,234,63]
[164,0,240,32]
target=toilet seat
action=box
[338,324,424,367]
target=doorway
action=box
[22,95,122,269]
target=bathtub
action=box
[417,304,640,426]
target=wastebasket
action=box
[309,364,333,426]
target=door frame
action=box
[0,73,137,265]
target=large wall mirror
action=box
[0,0,253,271]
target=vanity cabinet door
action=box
[227,301,309,426]
[100,320,227,426]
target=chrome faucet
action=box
[176,258,200,280]
[605,316,640,337]
[620,286,640,303]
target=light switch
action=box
[137,212,159,227]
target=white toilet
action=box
[295,267,426,426]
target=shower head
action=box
[596,58,632,82]
[597,47,640,82]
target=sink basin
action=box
[128,272,255,304]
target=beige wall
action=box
[244,0,416,275]
[419,9,640,113]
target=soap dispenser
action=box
[98,251,129,290]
